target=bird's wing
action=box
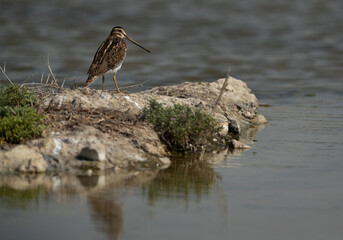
[87,38,120,74]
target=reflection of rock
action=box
[199,147,253,165]
[0,170,159,199]
[0,77,266,173]
[228,139,251,149]
[0,174,53,191]
[0,170,158,240]
[77,175,102,189]
[0,152,231,239]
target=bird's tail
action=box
[86,75,97,85]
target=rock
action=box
[228,139,251,149]
[159,157,171,165]
[39,77,266,133]
[0,76,266,173]
[228,119,240,135]
[38,126,167,171]
[1,145,47,173]
[255,114,268,124]
[218,122,229,136]
[53,138,63,155]
[78,137,106,161]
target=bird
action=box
[86,26,150,93]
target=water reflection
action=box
[88,194,123,240]
[0,174,50,210]
[142,156,222,204]
[0,171,157,239]
[0,149,246,239]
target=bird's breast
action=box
[107,63,122,73]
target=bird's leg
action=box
[102,75,105,92]
[113,72,120,93]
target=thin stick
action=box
[46,55,56,84]
[46,73,50,84]
[21,82,60,87]
[210,67,231,116]
[9,106,17,115]
[120,79,150,90]
[20,73,37,88]
[61,78,66,88]
[198,68,231,149]
[0,63,14,85]
[40,73,44,83]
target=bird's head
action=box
[110,26,151,53]
[111,26,127,39]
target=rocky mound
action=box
[0,76,266,173]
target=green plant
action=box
[0,84,35,107]
[0,84,45,144]
[142,99,220,152]
[0,106,45,143]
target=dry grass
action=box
[0,56,67,105]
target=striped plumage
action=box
[86,26,150,92]
[86,34,127,84]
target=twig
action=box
[23,73,37,84]
[46,55,57,84]
[0,63,14,85]
[210,67,231,116]
[61,78,66,88]
[197,68,232,150]
[9,106,17,115]
[40,73,44,83]
[120,79,150,90]
[46,73,50,84]
[35,86,45,95]
[0,57,63,100]
[20,82,61,87]
[20,73,37,88]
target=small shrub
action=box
[0,84,45,144]
[0,84,35,107]
[142,99,220,152]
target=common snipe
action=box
[86,26,150,92]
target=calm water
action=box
[1,0,343,239]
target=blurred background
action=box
[1,0,342,97]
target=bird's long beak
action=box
[125,34,151,53]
